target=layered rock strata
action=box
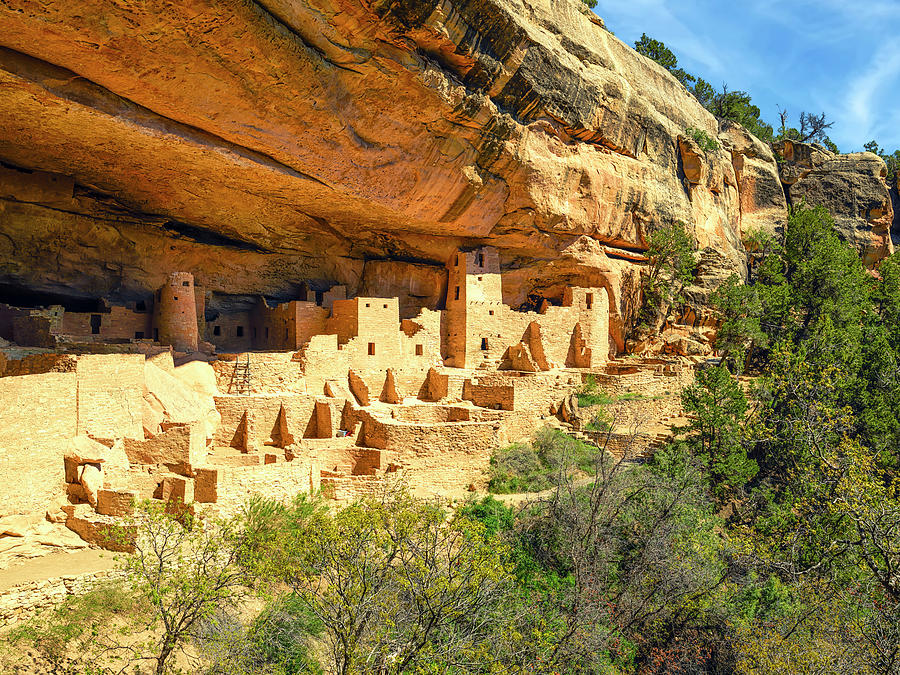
[0,0,894,352]
[0,0,752,336]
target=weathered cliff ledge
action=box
[0,0,893,350]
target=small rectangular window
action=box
[173,295,178,301]
[236,326,244,337]
[383,304,388,309]
[586,293,594,309]
[182,281,190,287]
[368,342,376,356]
[481,337,489,350]
[454,287,460,300]
[415,344,423,356]
[477,252,484,267]
[134,331,144,340]
[365,302,370,308]
[477,276,483,281]
[135,301,147,313]
[213,325,221,336]
[489,310,494,316]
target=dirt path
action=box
[0,549,116,592]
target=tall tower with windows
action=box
[152,272,199,352]
[444,247,503,368]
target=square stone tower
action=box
[444,247,503,368]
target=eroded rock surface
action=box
[777,140,894,266]
[0,0,754,320]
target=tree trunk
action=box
[156,638,176,675]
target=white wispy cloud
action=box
[842,52,900,145]
[595,0,900,149]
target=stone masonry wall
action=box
[213,393,326,447]
[60,306,152,341]
[76,354,144,439]
[0,371,77,517]
[0,569,125,626]
[208,459,320,516]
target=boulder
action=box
[777,141,894,266]
[144,361,219,440]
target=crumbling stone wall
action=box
[0,371,76,516]
[213,393,332,448]
[60,305,152,341]
[203,460,320,516]
[0,569,125,627]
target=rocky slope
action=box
[0,0,893,349]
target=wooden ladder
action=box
[230,354,251,394]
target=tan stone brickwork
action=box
[122,422,205,474]
[0,569,125,627]
[0,353,77,377]
[76,354,144,439]
[153,272,199,352]
[203,459,320,517]
[60,305,152,342]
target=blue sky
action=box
[593,0,900,152]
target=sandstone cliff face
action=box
[776,140,894,266]
[0,0,888,352]
[719,121,788,240]
[0,0,754,335]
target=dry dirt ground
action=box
[0,549,116,593]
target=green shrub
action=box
[457,496,516,536]
[577,374,614,407]
[5,582,148,668]
[489,428,601,493]
[246,596,323,674]
[489,442,551,493]
[686,126,720,152]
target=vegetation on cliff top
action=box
[635,33,838,151]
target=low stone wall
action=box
[0,352,76,377]
[361,416,500,454]
[583,430,659,460]
[390,405,470,423]
[207,459,321,516]
[0,568,125,626]
[589,359,696,398]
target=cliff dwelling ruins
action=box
[0,244,699,554]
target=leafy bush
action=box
[457,495,516,536]
[489,428,600,493]
[241,487,521,674]
[685,126,720,152]
[5,582,149,669]
[577,374,614,407]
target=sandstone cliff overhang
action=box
[0,0,749,310]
